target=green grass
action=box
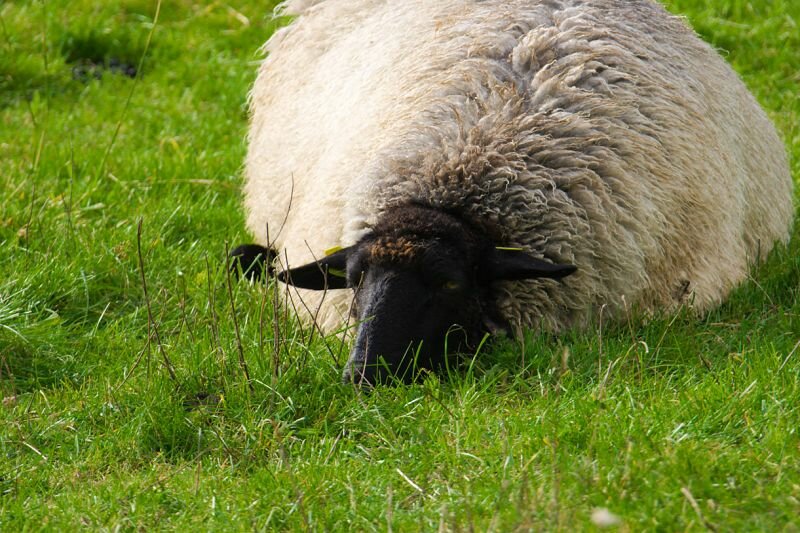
[1,0,798,529]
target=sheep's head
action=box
[276,205,576,386]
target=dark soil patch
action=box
[59,29,146,82]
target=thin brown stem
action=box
[137,219,178,384]
[224,242,254,392]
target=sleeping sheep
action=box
[233,0,794,385]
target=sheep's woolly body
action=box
[244,0,794,333]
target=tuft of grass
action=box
[0,0,798,529]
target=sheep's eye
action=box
[441,280,461,291]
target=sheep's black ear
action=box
[481,248,576,282]
[230,244,276,281]
[277,247,352,290]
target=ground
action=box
[1,0,798,529]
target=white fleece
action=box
[244,0,794,333]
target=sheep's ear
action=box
[482,248,576,282]
[277,247,352,290]
[229,244,276,281]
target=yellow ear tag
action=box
[324,245,343,256]
[495,246,524,251]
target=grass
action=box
[1,0,798,529]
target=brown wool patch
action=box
[368,236,421,263]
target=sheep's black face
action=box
[278,206,576,386]
[340,241,486,384]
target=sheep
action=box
[234,0,794,385]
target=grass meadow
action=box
[1,0,798,530]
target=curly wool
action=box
[244,0,794,333]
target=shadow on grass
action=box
[1,22,149,107]
[59,28,144,82]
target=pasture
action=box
[1,0,798,529]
